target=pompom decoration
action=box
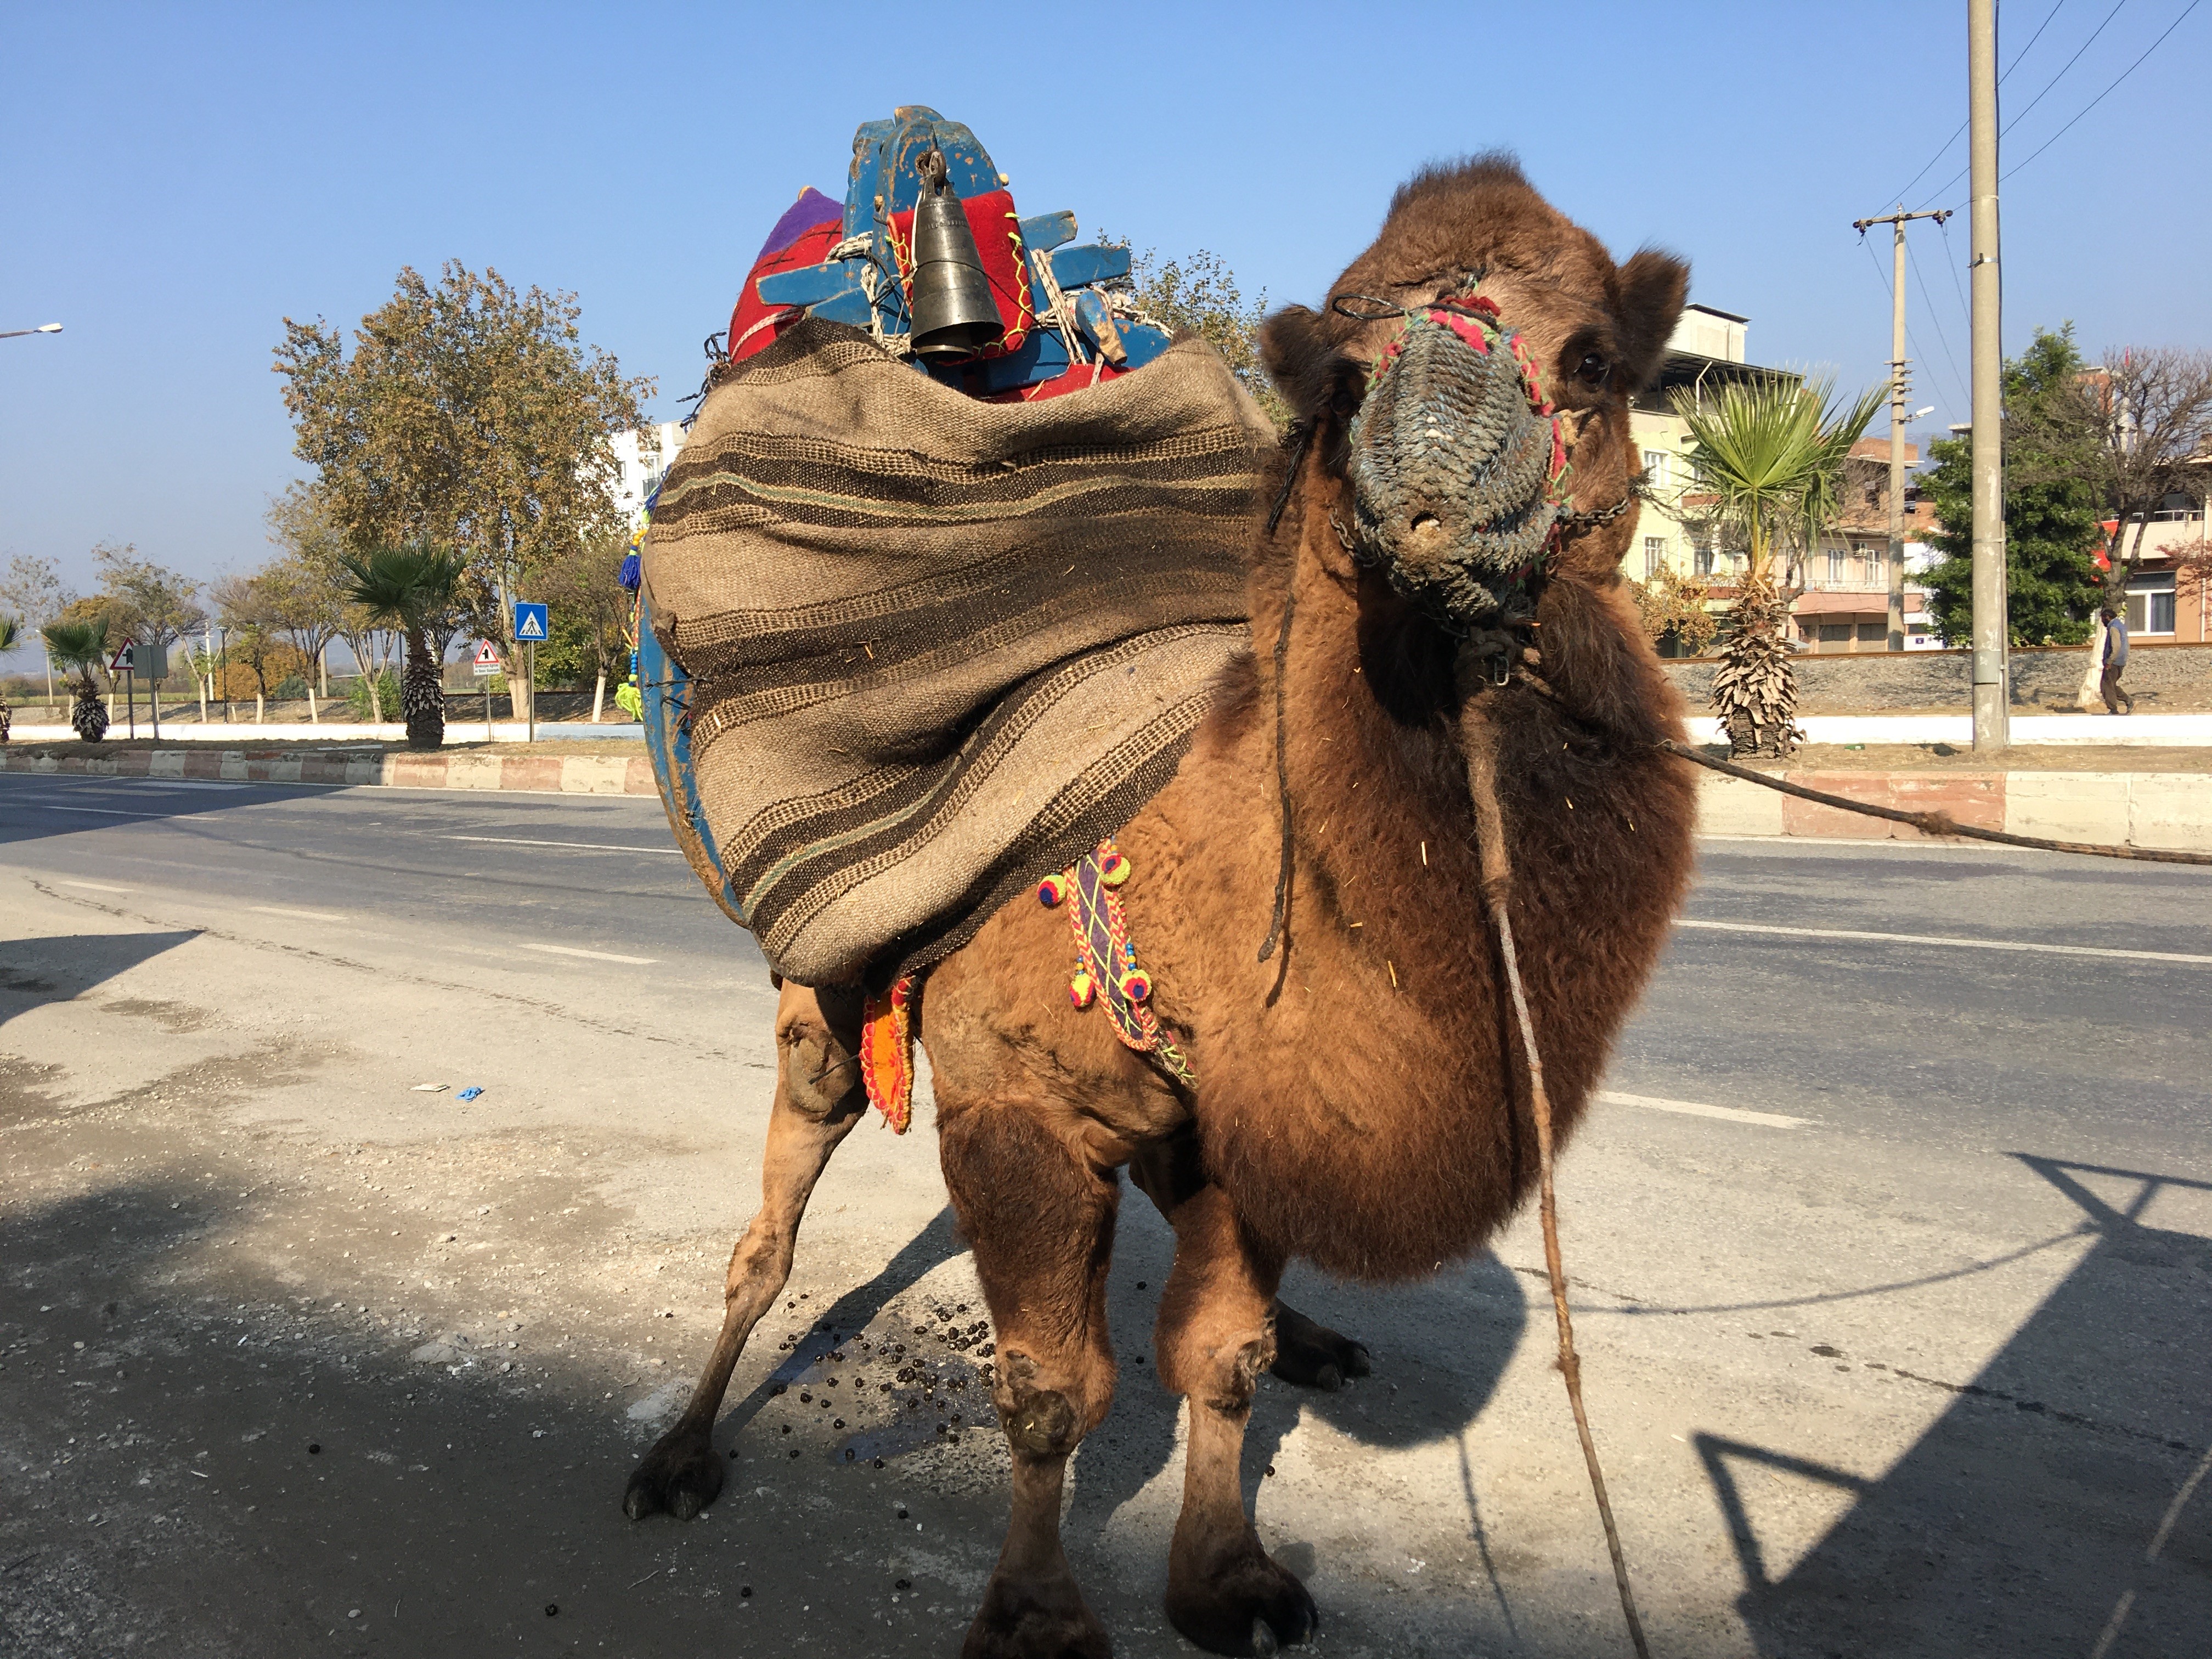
[1037,874,1069,907]
[1118,969,1152,1004]
[618,552,643,592]
[1096,849,1130,887]
[1069,969,1096,1009]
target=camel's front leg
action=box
[623,980,866,1521]
[939,1095,1119,1659]
[1139,1149,1316,1657]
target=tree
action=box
[339,543,466,748]
[1673,374,1883,755]
[1101,239,1283,427]
[1,556,75,707]
[530,527,633,720]
[273,263,652,717]
[90,543,204,673]
[1630,565,1719,657]
[0,616,16,740]
[1919,326,2106,646]
[2088,346,2212,594]
[212,573,283,720]
[267,482,396,718]
[41,618,110,742]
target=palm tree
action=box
[1673,374,1884,757]
[338,542,465,749]
[41,618,112,742]
[0,616,16,741]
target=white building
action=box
[608,421,688,526]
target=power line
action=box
[1907,239,1971,411]
[1886,0,2070,209]
[2001,0,2203,181]
[1936,217,1974,346]
[1916,0,2141,207]
[2001,0,2130,138]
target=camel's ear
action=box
[1613,249,1689,393]
[1259,303,1344,424]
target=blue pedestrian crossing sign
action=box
[514,602,550,642]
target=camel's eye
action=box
[1330,383,1363,418]
[1575,352,1611,388]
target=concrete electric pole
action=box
[1852,205,1951,651]
[1969,0,2009,749]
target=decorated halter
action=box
[1333,292,1573,633]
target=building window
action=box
[1827,550,1846,583]
[1642,450,1669,489]
[1644,537,1664,578]
[1694,548,1714,577]
[2125,578,2177,636]
[1855,622,1887,642]
[1818,624,1851,642]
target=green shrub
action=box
[275,674,309,700]
[346,672,402,720]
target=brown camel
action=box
[623,155,1699,1658]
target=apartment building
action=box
[1621,308,1937,652]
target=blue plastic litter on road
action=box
[455,1086,485,1102]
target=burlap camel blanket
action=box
[641,318,1276,987]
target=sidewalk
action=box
[5,738,2205,852]
[0,742,656,795]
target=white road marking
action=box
[519,941,657,965]
[58,879,133,894]
[1596,1090,1810,1129]
[1677,917,2212,967]
[445,834,679,856]
[250,905,347,923]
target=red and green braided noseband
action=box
[1346,294,1571,630]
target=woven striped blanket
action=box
[641,319,1274,987]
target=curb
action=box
[5,747,2205,855]
[1696,770,2212,852]
[0,747,658,797]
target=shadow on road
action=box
[1705,1154,2212,1658]
[0,930,201,1028]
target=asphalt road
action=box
[3,771,2208,1657]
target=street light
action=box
[0,323,63,340]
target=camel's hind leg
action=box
[622,979,866,1521]
[1137,1142,1317,1657]
[939,1094,1119,1659]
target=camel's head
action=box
[1261,154,1687,629]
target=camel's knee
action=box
[774,981,865,1123]
[988,1345,1105,1458]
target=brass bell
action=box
[907,149,1002,361]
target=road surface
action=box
[3,770,2207,1656]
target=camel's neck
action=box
[1242,469,1477,946]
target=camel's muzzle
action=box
[1342,296,1568,631]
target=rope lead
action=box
[1461,701,1653,1659]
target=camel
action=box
[623,154,1699,1658]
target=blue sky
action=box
[2,0,2205,636]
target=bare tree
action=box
[2088,347,2212,591]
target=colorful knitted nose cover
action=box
[1346,297,1570,630]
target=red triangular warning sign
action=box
[473,640,501,666]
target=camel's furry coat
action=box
[627,153,1700,1659]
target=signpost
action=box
[514,602,548,745]
[142,639,167,741]
[110,638,136,739]
[473,640,502,740]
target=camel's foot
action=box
[961,1567,1112,1659]
[1268,1301,1370,1393]
[622,1424,724,1521]
[1166,1531,1316,1657]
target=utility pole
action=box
[1852,204,1951,650]
[1969,0,2009,749]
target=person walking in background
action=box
[2099,604,2134,714]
